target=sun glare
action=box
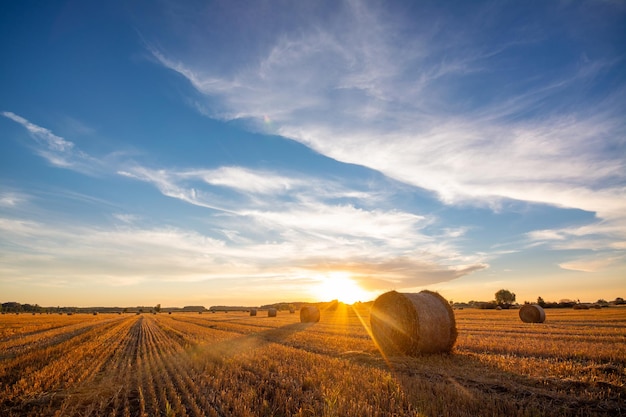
[314,272,370,304]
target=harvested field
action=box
[1,305,624,416]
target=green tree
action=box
[495,289,516,307]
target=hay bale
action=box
[250,309,257,316]
[267,308,277,317]
[300,306,320,323]
[370,290,457,355]
[519,304,545,323]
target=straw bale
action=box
[300,306,320,323]
[519,304,545,323]
[267,308,277,317]
[250,309,257,316]
[370,290,457,355]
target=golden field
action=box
[1,305,624,416]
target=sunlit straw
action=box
[350,303,393,368]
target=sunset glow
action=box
[314,273,372,305]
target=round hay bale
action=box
[370,290,457,355]
[249,309,257,316]
[519,304,545,323]
[300,306,320,323]
[267,308,277,317]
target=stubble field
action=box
[1,305,624,416]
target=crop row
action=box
[1,306,624,416]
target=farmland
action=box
[1,305,624,416]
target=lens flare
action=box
[313,272,371,304]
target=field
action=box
[1,305,624,416]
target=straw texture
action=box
[300,306,321,323]
[519,304,545,323]
[370,290,457,355]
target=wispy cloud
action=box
[559,255,625,273]
[149,0,626,254]
[196,166,302,194]
[2,112,74,152]
[0,191,28,208]
[526,219,626,252]
[2,110,484,290]
[0,211,484,291]
[2,111,103,175]
[116,164,443,254]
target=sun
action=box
[313,272,371,304]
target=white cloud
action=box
[2,111,74,152]
[0,191,27,208]
[559,255,624,273]
[113,213,140,224]
[0,213,484,290]
[526,216,626,252]
[115,163,443,253]
[149,0,626,255]
[188,166,302,194]
[242,203,427,249]
[118,163,381,212]
[2,109,481,290]
[2,111,103,175]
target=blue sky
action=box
[1,0,624,307]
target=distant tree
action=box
[537,296,545,307]
[495,289,516,307]
[614,297,625,305]
[2,302,21,313]
[154,304,161,313]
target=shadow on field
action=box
[188,322,316,363]
[339,350,625,416]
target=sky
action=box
[1,0,625,308]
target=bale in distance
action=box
[519,304,545,323]
[250,309,257,316]
[300,306,320,323]
[267,308,277,317]
[370,290,457,355]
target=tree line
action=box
[451,290,625,310]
